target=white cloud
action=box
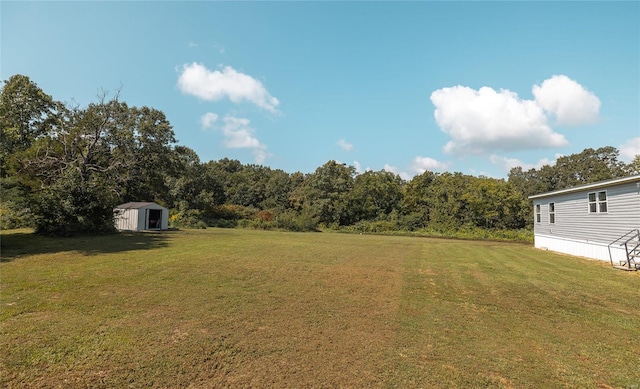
[203,115,271,164]
[337,139,354,151]
[411,156,449,173]
[177,63,279,112]
[619,137,640,162]
[221,116,264,149]
[383,164,411,181]
[430,75,600,156]
[252,149,270,165]
[353,161,371,174]
[188,42,198,48]
[200,112,219,129]
[489,154,556,172]
[532,75,600,126]
[431,85,567,155]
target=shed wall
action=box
[115,209,139,231]
[114,204,169,231]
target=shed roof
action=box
[115,202,165,209]
[528,174,640,200]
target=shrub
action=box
[0,203,33,230]
[169,209,207,229]
[210,204,258,221]
[275,210,318,232]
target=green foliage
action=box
[626,155,640,175]
[346,220,399,233]
[169,208,207,229]
[0,204,32,230]
[0,177,32,229]
[346,170,404,223]
[237,209,319,232]
[3,73,637,239]
[30,183,117,236]
[4,79,177,236]
[166,147,224,211]
[508,146,631,197]
[273,210,319,232]
[291,160,355,226]
[210,204,258,221]
[0,75,56,175]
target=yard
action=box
[1,228,639,388]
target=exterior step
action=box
[613,265,638,271]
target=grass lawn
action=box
[1,228,639,388]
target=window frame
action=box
[588,190,608,214]
[535,203,541,223]
[549,202,555,224]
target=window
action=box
[588,191,607,213]
[549,202,555,224]
[598,191,607,212]
[535,204,541,223]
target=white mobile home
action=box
[528,175,640,267]
[114,202,169,231]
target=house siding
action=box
[531,178,640,262]
[533,181,640,244]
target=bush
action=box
[275,210,319,232]
[344,220,398,233]
[169,209,207,229]
[210,204,258,221]
[29,188,117,237]
[238,219,276,230]
[0,203,33,230]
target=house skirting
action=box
[534,234,626,264]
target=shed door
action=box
[148,209,162,229]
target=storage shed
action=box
[114,202,169,231]
[528,175,640,265]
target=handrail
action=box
[609,229,640,247]
[608,229,640,267]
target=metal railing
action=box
[608,229,640,269]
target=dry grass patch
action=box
[1,229,639,388]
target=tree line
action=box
[2,74,639,237]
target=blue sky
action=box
[3,1,639,179]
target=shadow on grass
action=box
[0,230,174,262]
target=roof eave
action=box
[528,175,640,200]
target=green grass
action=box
[1,228,639,388]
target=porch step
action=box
[613,265,638,271]
[610,229,640,271]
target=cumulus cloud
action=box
[619,137,640,162]
[383,164,411,181]
[200,112,219,129]
[430,75,599,156]
[532,75,600,126]
[221,116,265,149]
[337,139,354,151]
[201,114,270,164]
[489,154,557,172]
[177,63,279,112]
[431,85,567,155]
[411,156,449,173]
[353,161,363,174]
